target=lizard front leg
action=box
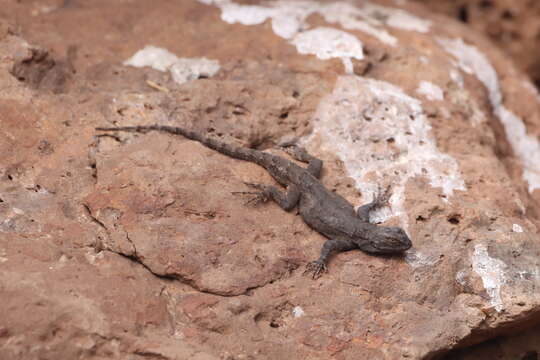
[304,238,357,279]
[356,186,391,223]
[234,183,300,211]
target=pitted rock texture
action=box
[412,0,540,88]
[2,1,540,360]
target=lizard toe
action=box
[303,260,327,280]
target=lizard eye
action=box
[375,227,412,252]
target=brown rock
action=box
[2,1,540,359]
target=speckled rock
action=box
[2,1,540,359]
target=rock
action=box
[444,323,540,359]
[412,0,540,88]
[1,1,540,359]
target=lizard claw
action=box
[276,138,299,148]
[232,183,270,206]
[303,260,327,280]
[374,185,392,206]
[243,182,266,190]
[244,192,269,206]
[278,144,312,162]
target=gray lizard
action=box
[96,124,412,278]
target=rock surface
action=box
[412,0,540,88]
[1,1,540,359]
[444,322,540,360]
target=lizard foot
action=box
[232,183,270,206]
[303,260,327,279]
[278,143,310,159]
[374,185,392,206]
[243,182,267,190]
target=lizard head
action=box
[362,226,412,254]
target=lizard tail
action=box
[95,125,261,163]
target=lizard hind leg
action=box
[278,143,323,178]
[233,182,300,211]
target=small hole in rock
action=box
[280,112,289,119]
[458,6,469,22]
[253,313,263,323]
[448,215,461,225]
[501,9,513,20]
[269,321,280,328]
[479,0,492,9]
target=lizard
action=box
[96,124,412,278]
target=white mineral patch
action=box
[472,244,507,312]
[200,0,432,52]
[512,223,523,233]
[517,267,540,281]
[124,46,179,71]
[449,69,464,87]
[319,2,398,46]
[438,37,540,193]
[455,269,467,286]
[416,80,444,101]
[292,306,305,318]
[291,27,364,73]
[405,250,440,268]
[303,75,465,228]
[124,45,220,85]
[168,58,220,85]
[364,3,431,33]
